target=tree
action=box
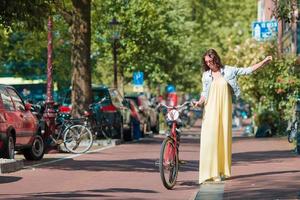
[91,0,200,94]
[0,0,92,116]
[54,0,92,116]
[272,0,298,55]
[0,0,51,29]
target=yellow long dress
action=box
[199,76,232,184]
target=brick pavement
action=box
[189,119,300,200]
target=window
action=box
[7,88,25,111]
[0,87,15,111]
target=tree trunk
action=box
[70,0,91,117]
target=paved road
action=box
[1,122,300,200]
[0,131,201,200]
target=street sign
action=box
[252,20,278,41]
[133,71,144,86]
[132,71,144,92]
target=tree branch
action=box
[52,0,73,25]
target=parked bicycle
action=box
[53,115,93,154]
[83,97,114,142]
[33,101,93,154]
[156,101,193,189]
[287,94,300,154]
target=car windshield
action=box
[92,89,110,103]
[13,83,46,103]
[63,88,110,105]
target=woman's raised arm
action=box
[251,56,273,72]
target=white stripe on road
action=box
[23,145,116,170]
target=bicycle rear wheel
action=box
[159,137,178,189]
[63,124,93,154]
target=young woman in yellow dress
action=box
[194,49,272,184]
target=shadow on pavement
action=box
[27,157,199,173]
[232,150,298,165]
[0,176,22,184]
[224,186,300,200]
[2,188,158,200]
[177,180,199,187]
[229,170,300,180]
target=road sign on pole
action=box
[132,71,144,92]
[252,20,278,41]
[133,71,144,86]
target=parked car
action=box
[128,99,145,138]
[59,85,132,140]
[0,85,45,160]
[125,93,159,134]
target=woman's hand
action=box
[252,55,273,72]
[193,96,206,107]
[263,56,273,65]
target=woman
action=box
[194,49,272,184]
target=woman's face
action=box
[204,55,219,72]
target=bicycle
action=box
[52,98,114,153]
[33,101,94,154]
[287,95,300,154]
[50,114,94,154]
[156,101,192,189]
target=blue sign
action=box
[133,71,144,86]
[252,20,278,41]
[166,84,176,93]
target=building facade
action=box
[257,0,300,56]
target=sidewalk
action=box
[193,125,300,200]
[8,138,122,171]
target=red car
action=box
[0,85,45,160]
[125,94,160,134]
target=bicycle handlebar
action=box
[156,101,194,110]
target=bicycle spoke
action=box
[63,124,93,154]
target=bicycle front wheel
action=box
[63,124,93,154]
[159,137,178,189]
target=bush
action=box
[225,39,300,135]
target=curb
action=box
[93,138,122,146]
[0,159,24,174]
[58,138,122,153]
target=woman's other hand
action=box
[263,56,273,65]
[252,55,273,72]
[193,96,206,107]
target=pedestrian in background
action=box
[194,49,272,184]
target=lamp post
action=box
[109,17,120,89]
[43,16,56,140]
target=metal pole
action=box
[43,16,56,140]
[46,16,54,104]
[113,41,118,89]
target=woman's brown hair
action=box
[202,49,224,71]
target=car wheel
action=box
[23,135,45,161]
[0,133,15,159]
